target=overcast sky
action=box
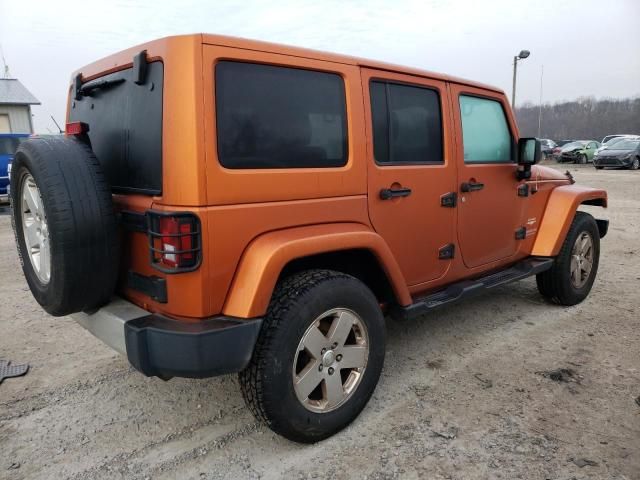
[1,0,638,133]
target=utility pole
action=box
[512,56,518,108]
[511,50,530,108]
[0,43,10,78]
[537,65,544,138]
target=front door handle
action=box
[380,187,412,200]
[461,181,484,192]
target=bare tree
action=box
[516,96,640,141]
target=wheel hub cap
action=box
[292,308,369,413]
[322,350,336,367]
[20,174,51,284]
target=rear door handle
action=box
[379,187,412,200]
[461,181,484,192]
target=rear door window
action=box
[370,80,443,164]
[459,95,512,163]
[215,61,348,169]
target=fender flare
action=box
[531,185,607,257]
[222,223,411,318]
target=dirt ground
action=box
[0,164,638,480]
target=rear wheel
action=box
[595,166,604,170]
[536,212,600,306]
[239,269,385,443]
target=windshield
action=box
[609,140,639,150]
[562,141,585,149]
[602,135,622,144]
[602,137,626,148]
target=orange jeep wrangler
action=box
[10,34,608,443]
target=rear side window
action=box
[215,61,348,169]
[370,81,443,164]
[459,95,512,163]
[0,137,25,155]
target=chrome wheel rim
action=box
[292,308,369,413]
[570,231,593,289]
[21,174,50,284]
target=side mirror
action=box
[516,137,541,180]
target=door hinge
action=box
[515,227,527,240]
[438,243,455,259]
[517,184,529,197]
[440,192,457,207]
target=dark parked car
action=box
[539,138,557,157]
[558,140,600,164]
[0,134,29,203]
[593,138,640,170]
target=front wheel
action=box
[577,154,587,164]
[630,157,639,170]
[239,269,385,443]
[536,212,600,306]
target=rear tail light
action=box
[65,122,89,136]
[147,211,201,273]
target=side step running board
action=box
[393,257,554,321]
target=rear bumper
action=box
[71,297,262,379]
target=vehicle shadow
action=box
[13,280,551,479]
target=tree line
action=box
[515,96,640,142]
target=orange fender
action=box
[532,185,607,257]
[222,223,411,318]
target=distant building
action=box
[0,78,40,133]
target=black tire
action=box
[578,154,587,164]
[536,211,600,306]
[630,157,639,170]
[10,137,118,316]
[595,166,604,170]
[239,269,385,443]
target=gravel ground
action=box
[1,164,638,480]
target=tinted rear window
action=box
[370,81,443,164]
[215,61,348,169]
[68,62,163,194]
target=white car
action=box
[597,135,640,153]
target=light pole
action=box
[537,65,544,138]
[511,49,530,108]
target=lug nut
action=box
[328,367,334,375]
[336,354,342,362]
[331,342,338,349]
[318,365,323,372]
[321,348,326,354]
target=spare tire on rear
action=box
[10,136,119,316]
